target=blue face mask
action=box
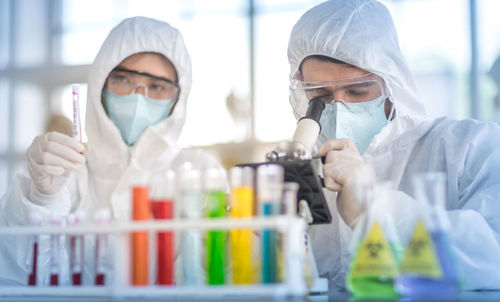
[103,89,173,146]
[319,95,388,154]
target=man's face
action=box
[300,57,393,117]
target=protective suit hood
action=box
[86,17,192,175]
[288,0,425,119]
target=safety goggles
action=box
[290,73,387,116]
[106,68,179,100]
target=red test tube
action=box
[67,211,86,286]
[27,212,42,286]
[94,209,111,286]
[151,170,176,285]
[49,214,64,286]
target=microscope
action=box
[239,97,331,225]
[238,97,331,293]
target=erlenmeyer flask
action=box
[346,183,402,298]
[395,172,460,298]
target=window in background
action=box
[0,79,9,153]
[478,0,500,122]
[13,83,46,152]
[13,0,48,67]
[176,8,250,145]
[0,0,9,69]
[0,161,7,201]
[384,0,469,119]
[60,0,124,65]
[254,0,324,143]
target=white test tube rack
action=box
[0,216,307,298]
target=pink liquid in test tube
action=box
[94,209,111,286]
[27,212,42,286]
[49,214,63,286]
[67,211,85,286]
[72,85,82,142]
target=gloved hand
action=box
[318,139,375,227]
[26,132,86,195]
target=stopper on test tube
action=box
[150,170,176,200]
[94,208,111,224]
[205,168,226,191]
[257,164,284,203]
[178,162,202,191]
[230,166,254,188]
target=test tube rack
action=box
[0,216,308,299]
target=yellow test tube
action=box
[230,166,256,284]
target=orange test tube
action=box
[132,183,151,286]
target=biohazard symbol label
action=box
[400,220,442,279]
[350,222,398,278]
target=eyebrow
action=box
[112,67,179,87]
[343,81,376,89]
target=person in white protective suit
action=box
[288,0,500,290]
[0,17,225,285]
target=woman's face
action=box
[105,52,178,100]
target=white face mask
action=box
[319,95,388,154]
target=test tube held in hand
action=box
[151,170,176,285]
[27,212,42,286]
[72,85,82,142]
[94,209,111,286]
[67,211,86,286]
[132,175,151,286]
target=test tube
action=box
[178,163,203,286]
[257,164,284,284]
[150,170,176,286]
[27,212,42,286]
[94,209,111,286]
[132,175,151,286]
[230,166,256,284]
[205,168,227,285]
[67,211,86,286]
[49,214,64,286]
[71,85,82,142]
[283,182,299,217]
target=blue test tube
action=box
[178,163,203,285]
[257,164,284,284]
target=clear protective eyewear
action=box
[106,68,179,100]
[290,73,388,116]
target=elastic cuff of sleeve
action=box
[348,212,365,229]
[28,182,63,206]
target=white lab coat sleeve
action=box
[444,137,500,290]
[0,166,71,285]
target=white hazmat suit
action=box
[0,17,224,285]
[288,0,500,290]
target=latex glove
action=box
[26,132,86,195]
[318,138,375,227]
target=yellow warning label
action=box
[350,222,398,278]
[400,220,442,279]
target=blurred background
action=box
[1,0,500,196]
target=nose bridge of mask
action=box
[133,83,149,98]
